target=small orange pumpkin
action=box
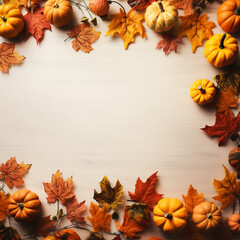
[192,201,222,231]
[89,0,109,16]
[44,0,73,27]
[0,4,24,38]
[228,213,240,231]
[8,189,41,223]
[55,229,81,240]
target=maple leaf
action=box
[201,111,240,146]
[0,157,31,188]
[106,9,146,50]
[65,196,86,223]
[0,43,25,73]
[182,184,204,214]
[32,215,56,237]
[177,12,215,53]
[87,202,112,233]
[23,7,51,45]
[156,33,182,55]
[213,88,239,114]
[94,176,124,212]
[170,0,194,15]
[213,165,240,209]
[128,172,163,210]
[127,0,155,10]
[0,192,10,221]
[67,23,101,53]
[43,170,75,205]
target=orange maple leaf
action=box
[106,9,146,50]
[67,23,101,53]
[43,170,75,205]
[87,202,112,233]
[182,184,204,214]
[0,192,10,221]
[0,157,31,189]
[177,13,215,53]
[0,43,25,73]
[170,0,193,15]
[213,165,240,209]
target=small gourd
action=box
[228,213,240,231]
[8,189,41,223]
[192,201,222,231]
[217,0,240,33]
[204,33,239,68]
[89,0,109,16]
[0,4,24,38]
[190,79,216,105]
[44,0,73,27]
[229,147,240,171]
[153,197,187,233]
[145,0,178,33]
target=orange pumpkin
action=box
[217,0,240,33]
[44,0,73,27]
[8,189,41,223]
[89,0,109,16]
[55,229,81,240]
[0,4,24,38]
[228,213,240,231]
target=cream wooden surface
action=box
[0,1,239,239]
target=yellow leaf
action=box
[106,8,146,50]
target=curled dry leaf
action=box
[67,23,101,53]
[0,192,10,221]
[0,157,31,188]
[0,43,25,73]
[43,170,75,205]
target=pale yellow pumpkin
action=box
[145,0,178,32]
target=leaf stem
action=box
[197,0,209,17]
[0,177,5,193]
[83,0,93,18]
[108,0,127,15]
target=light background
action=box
[0,1,239,239]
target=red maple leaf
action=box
[32,215,56,237]
[201,111,240,146]
[23,7,51,44]
[128,172,163,210]
[156,33,182,55]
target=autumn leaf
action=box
[127,0,155,10]
[65,196,86,223]
[170,0,194,15]
[87,202,112,233]
[182,185,204,214]
[213,88,239,114]
[32,215,56,237]
[177,12,215,53]
[128,172,163,210]
[213,164,240,209]
[23,7,51,45]
[106,9,146,50]
[0,192,10,221]
[0,43,25,73]
[201,111,240,146]
[67,23,101,53]
[214,71,240,96]
[156,33,182,55]
[43,170,75,205]
[0,157,31,188]
[93,176,124,212]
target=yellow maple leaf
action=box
[177,12,215,53]
[106,8,146,50]
[0,192,10,221]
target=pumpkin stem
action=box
[207,213,212,219]
[164,213,173,220]
[198,85,206,94]
[1,16,7,22]
[53,2,59,8]
[219,33,227,49]
[158,1,164,12]
[235,6,240,15]
[17,203,24,210]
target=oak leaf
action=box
[201,111,240,146]
[87,202,112,233]
[0,192,10,221]
[156,33,182,55]
[177,13,215,53]
[23,7,51,44]
[0,43,25,73]
[32,215,56,237]
[94,176,124,212]
[128,172,163,210]
[106,9,146,50]
[43,170,75,205]
[127,0,155,10]
[213,165,240,209]
[67,23,101,53]
[65,197,86,223]
[182,184,204,214]
[0,157,31,188]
